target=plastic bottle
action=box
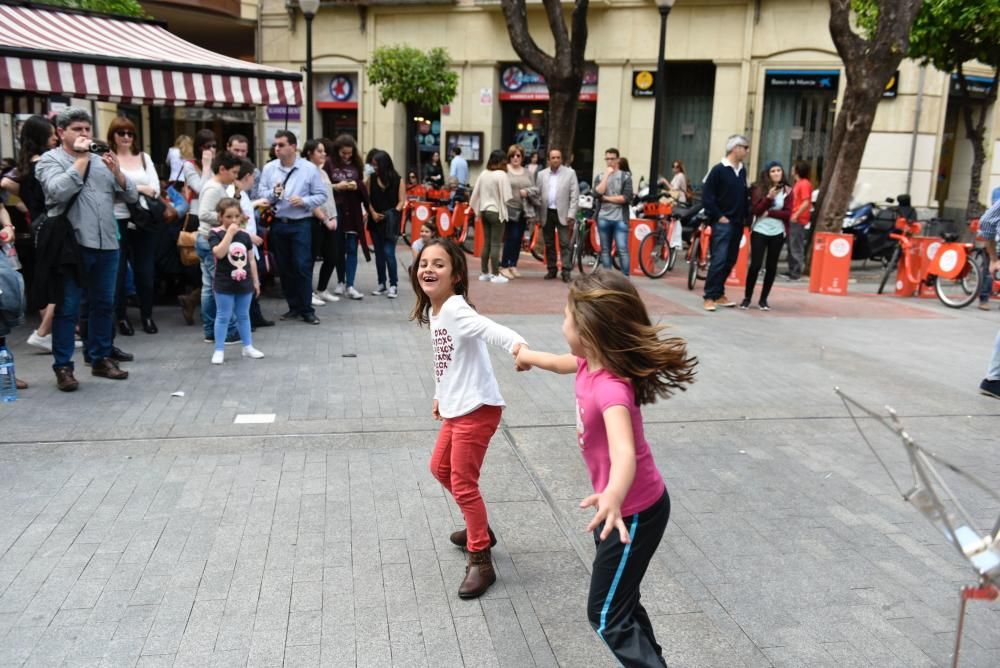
[0,346,17,402]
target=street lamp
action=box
[300,0,321,139]
[648,0,675,192]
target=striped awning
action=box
[0,3,301,107]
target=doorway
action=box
[659,62,715,186]
[759,70,839,182]
[501,102,596,183]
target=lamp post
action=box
[648,0,675,191]
[300,0,321,140]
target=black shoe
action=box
[253,318,275,328]
[739,299,751,310]
[544,270,558,280]
[117,318,134,336]
[141,318,157,334]
[758,301,770,311]
[561,271,572,283]
[301,314,320,325]
[110,346,134,362]
[280,310,299,321]
[980,378,1000,399]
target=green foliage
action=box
[34,0,147,18]
[367,45,458,110]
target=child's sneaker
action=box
[347,286,364,300]
[333,282,346,295]
[372,284,387,296]
[242,346,265,359]
[479,273,494,281]
[387,286,398,299]
[211,351,224,365]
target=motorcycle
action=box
[842,193,916,262]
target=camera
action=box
[88,141,111,155]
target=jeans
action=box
[270,218,315,316]
[479,210,503,275]
[344,232,359,287]
[543,209,572,273]
[314,219,339,292]
[214,291,253,353]
[703,221,743,300]
[429,404,503,552]
[196,236,236,339]
[745,231,785,303]
[371,211,400,288]
[501,211,525,268]
[333,228,348,287]
[53,247,119,370]
[787,223,807,279]
[598,217,630,276]
[988,329,1000,381]
[979,250,992,304]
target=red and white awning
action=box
[0,3,301,107]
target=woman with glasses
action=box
[109,117,160,335]
[499,145,535,279]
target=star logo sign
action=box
[329,76,352,101]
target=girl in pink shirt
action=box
[516,270,697,667]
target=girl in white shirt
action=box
[410,238,526,599]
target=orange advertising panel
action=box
[725,228,751,287]
[809,232,853,295]
[628,219,654,276]
[473,216,484,257]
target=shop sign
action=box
[632,70,655,98]
[765,70,839,91]
[315,73,359,107]
[174,107,256,123]
[499,63,598,102]
[883,70,899,98]
[266,105,300,121]
[480,88,493,105]
[950,73,995,99]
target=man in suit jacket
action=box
[535,148,580,281]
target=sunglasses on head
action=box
[115,130,134,137]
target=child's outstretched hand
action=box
[432,399,441,421]
[581,491,631,544]
[513,343,532,372]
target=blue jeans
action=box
[988,329,1000,381]
[344,232,359,287]
[53,247,119,370]
[270,218,315,316]
[214,291,253,353]
[371,211,399,288]
[979,250,992,304]
[196,236,236,339]
[501,211,526,268]
[703,221,743,300]
[597,217,630,276]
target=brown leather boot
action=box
[91,358,128,380]
[458,548,496,599]
[449,526,497,549]
[178,287,199,325]
[54,366,78,392]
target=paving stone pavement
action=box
[1,248,1000,667]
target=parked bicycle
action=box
[686,221,712,291]
[638,200,679,278]
[570,192,620,274]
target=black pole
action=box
[305,13,315,139]
[648,6,670,192]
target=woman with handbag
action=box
[303,140,339,305]
[109,117,160,335]
[366,150,405,298]
[324,135,370,300]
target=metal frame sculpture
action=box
[836,388,1000,667]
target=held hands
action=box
[513,343,531,372]
[432,399,441,421]
[581,490,631,544]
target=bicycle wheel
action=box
[639,230,671,278]
[578,232,601,275]
[687,237,700,290]
[935,257,981,308]
[877,247,901,294]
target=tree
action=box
[905,0,1000,218]
[35,0,146,17]
[814,0,924,233]
[499,0,589,159]
[367,45,458,111]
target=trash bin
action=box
[809,232,853,295]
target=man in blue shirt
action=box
[700,134,750,311]
[258,131,328,325]
[449,146,469,185]
[978,197,1000,398]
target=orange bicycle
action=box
[686,222,712,290]
[638,200,679,278]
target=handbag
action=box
[128,194,167,231]
[260,166,298,227]
[176,212,200,267]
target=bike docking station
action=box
[809,232,854,295]
[725,228,752,288]
[836,389,1000,668]
[629,217,654,276]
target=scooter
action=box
[842,194,915,262]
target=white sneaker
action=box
[311,293,326,307]
[490,274,509,284]
[387,286,398,299]
[27,330,52,353]
[75,340,83,349]
[242,346,265,359]
[479,273,493,281]
[372,284,387,296]
[347,286,364,300]
[211,351,224,365]
[318,289,340,303]
[333,283,346,295]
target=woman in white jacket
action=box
[469,150,513,283]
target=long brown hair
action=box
[107,116,139,156]
[409,238,473,327]
[568,270,696,404]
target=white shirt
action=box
[114,152,159,220]
[430,295,525,419]
[547,167,562,210]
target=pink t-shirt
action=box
[575,358,665,516]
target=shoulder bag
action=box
[259,166,298,228]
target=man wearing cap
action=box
[701,135,750,311]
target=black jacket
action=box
[30,213,82,312]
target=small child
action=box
[411,219,437,261]
[515,270,697,668]
[410,238,526,599]
[209,198,264,365]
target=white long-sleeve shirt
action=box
[430,295,525,418]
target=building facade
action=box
[258,0,998,218]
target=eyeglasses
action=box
[204,142,217,149]
[114,130,135,138]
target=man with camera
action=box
[36,107,138,391]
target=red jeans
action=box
[429,404,503,552]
